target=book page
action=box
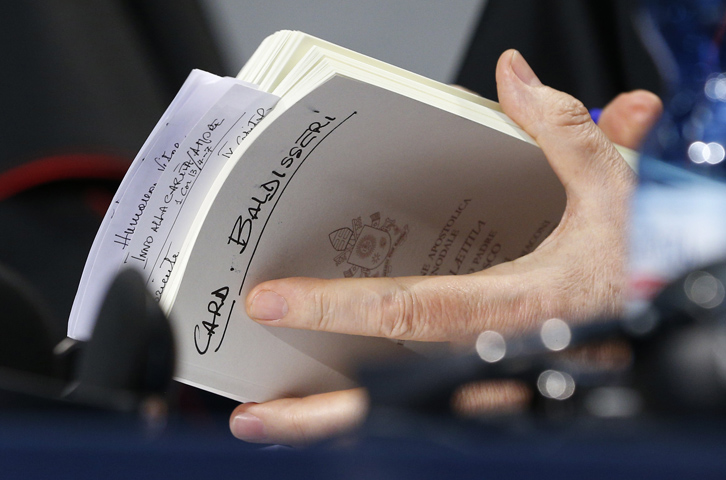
[166,75,566,402]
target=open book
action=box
[70,31,571,402]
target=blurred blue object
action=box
[589,108,603,124]
[631,0,726,300]
[1,406,726,480]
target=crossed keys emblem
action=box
[329,212,408,277]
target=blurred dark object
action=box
[0,0,226,171]
[69,268,175,411]
[456,0,664,107]
[361,261,726,425]
[0,0,227,334]
[634,263,726,414]
[0,264,59,378]
[0,267,175,416]
[2,268,726,478]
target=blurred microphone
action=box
[0,265,176,417]
[66,268,176,412]
[630,262,726,415]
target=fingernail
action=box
[231,412,267,441]
[249,290,288,321]
[510,50,542,87]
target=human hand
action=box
[229,50,662,445]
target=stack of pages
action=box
[70,31,568,402]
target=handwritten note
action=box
[68,71,279,340]
[124,85,277,302]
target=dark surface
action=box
[456,0,663,108]
[0,0,227,331]
[1,405,725,480]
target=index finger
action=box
[246,256,552,341]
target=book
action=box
[69,31,625,402]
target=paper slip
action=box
[69,71,278,340]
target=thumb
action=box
[496,50,634,205]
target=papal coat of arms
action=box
[329,212,408,277]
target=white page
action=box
[166,75,566,402]
[68,72,277,340]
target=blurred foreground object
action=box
[360,260,726,425]
[0,267,175,419]
[68,268,175,413]
[630,0,726,306]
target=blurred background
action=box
[0,0,660,340]
[9,2,719,478]
[200,0,486,83]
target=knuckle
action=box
[547,93,592,132]
[313,288,338,332]
[374,280,482,341]
[376,283,421,339]
[285,409,313,445]
[543,91,623,179]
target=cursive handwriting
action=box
[129,235,153,265]
[164,160,197,205]
[194,286,230,354]
[114,184,156,249]
[187,119,223,168]
[227,114,337,254]
[227,175,284,253]
[153,143,179,172]
[280,116,336,168]
[150,205,168,233]
[153,250,177,301]
[221,108,270,159]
